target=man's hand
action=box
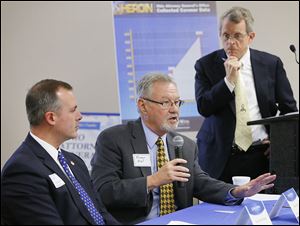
[147,159,190,191]
[231,173,276,198]
[262,138,271,158]
[224,56,241,85]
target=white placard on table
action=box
[236,200,272,225]
[269,187,299,223]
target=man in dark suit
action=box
[195,7,298,183]
[1,79,119,225]
[91,72,276,224]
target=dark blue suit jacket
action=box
[1,133,119,225]
[194,48,298,179]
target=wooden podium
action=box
[248,112,299,194]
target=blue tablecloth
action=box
[139,199,298,225]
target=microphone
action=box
[289,44,299,64]
[173,135,185,188]
[289,44,296,52]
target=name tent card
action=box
[236,200,272,225]
[269,187,299,222]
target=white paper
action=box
[214,210,236,214]
[247,194,280,201]
[168,221,195,225]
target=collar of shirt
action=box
[30,131,60,162]
[239,47,251,70]
[141,120,167,150]
[29,131,72,177]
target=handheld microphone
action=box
[173,135,185,188]
[289,44,299,64]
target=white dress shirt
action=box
[30,132,74,177]
[224,48,268,142]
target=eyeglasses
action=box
[221,33,248,42]
[141,97,184,109]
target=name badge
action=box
[133,154,151,167]
[49,173,65,188]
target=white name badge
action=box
[269,187,299,223]
[236,200,272,225]
[133,154,151,167]
[49,173,65,188]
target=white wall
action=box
[1,1,299,168]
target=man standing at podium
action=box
[194,6,298,183]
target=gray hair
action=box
[219,6,254,35]
[136,72,176,99]
[25,79,73,126]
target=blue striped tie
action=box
[58,151,105,225]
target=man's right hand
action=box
[224,56,241,85]
[147,159,190,191]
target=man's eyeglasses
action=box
[221,33,248,42]
[141,97,184,109]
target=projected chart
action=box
[113,1,219,131]
[125,30,202,102]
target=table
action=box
[139,196,298,225]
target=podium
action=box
[248,112,299,194]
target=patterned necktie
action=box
[234,70,253,151]
[156,137,176,216]
[58,151,105,225]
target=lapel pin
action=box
[70,161,75,166]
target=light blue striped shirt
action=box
[141,120,241,221]
[141,120,169,220]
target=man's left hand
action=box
[231,173,276,198]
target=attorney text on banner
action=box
[61,112,120,171]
